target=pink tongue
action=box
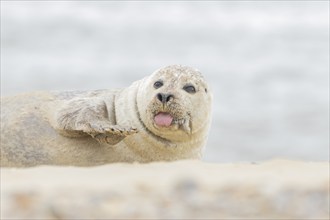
[154,113,173,127]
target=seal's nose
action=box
[157,93,174,104]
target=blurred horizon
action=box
[1,1,329,162]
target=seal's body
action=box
[0,65,212,167]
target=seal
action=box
[0,65,212,167]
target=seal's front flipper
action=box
[103,125,138,136]
[88,125,138,145]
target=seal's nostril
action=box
[157,93,163,102]
[166,94,173,102]
[156,93,174,104]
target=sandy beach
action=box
[1,159,329,219]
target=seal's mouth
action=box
[154,112,173,127]
[153,112,191,133]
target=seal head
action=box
[136,65,212,143]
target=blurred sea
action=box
[1,1,329,162]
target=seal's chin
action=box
[153,112,191,134]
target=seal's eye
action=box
[183,85,196,94]
[154,81,163,89]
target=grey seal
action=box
[0,65,212,167]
